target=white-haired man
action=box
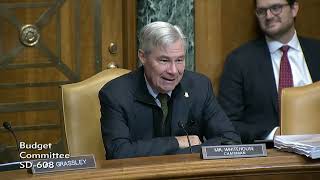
[100,21,241,159]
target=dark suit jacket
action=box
[99,67,241,159]
[218,37,320,144]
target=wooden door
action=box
[0,0,136,162]
[195,0,258,93]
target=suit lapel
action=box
[257,39,279,113]
[132,67,157,138]
[132,67,157,106]
[299,37,320,82]
[131,67,192,137]
[170,82,190,135]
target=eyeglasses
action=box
[255,3,290,17]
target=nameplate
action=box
[201,144,267,159]
[30,154,96,174]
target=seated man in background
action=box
[218,0,320,144]
[99,21,241,159]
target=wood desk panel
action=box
[0,149,319,179]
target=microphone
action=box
[3,122,22,161]
[178,121,193,153]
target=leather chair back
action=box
[280,81,320,135]
[61,68,130,159]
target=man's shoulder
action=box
[180,71,213,98]
[100,70,136,93]
[183,70,210,81]
[230,38,266,55]
[182,71,211,87]
[224,38,267,65]
[299,36,320,47]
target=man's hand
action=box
[175,135,201,149]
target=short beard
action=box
[263,21,295,42]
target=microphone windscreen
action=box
[3,122,11,130]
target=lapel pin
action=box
[184,92,189,98]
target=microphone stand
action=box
[3,122,22,161]
[178,121,193,153]
[1,122,23,171]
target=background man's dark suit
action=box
[218,37,320,144]
[99,67,241,159]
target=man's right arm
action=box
[218,54,255,143]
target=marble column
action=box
[137,0,194,71]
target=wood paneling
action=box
[0,0,65,162]
[195,0,257,93]
[295,0,320,39]
[195,0,222,93]
[101,0,124,70]
[123,0,137,70]
[0,0,136,163]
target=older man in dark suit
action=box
[99,21,241,159]
[218,0,320,144]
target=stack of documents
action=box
[274,134,320,159]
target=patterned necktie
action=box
[278,45,293,109]
[157,93,169,131]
